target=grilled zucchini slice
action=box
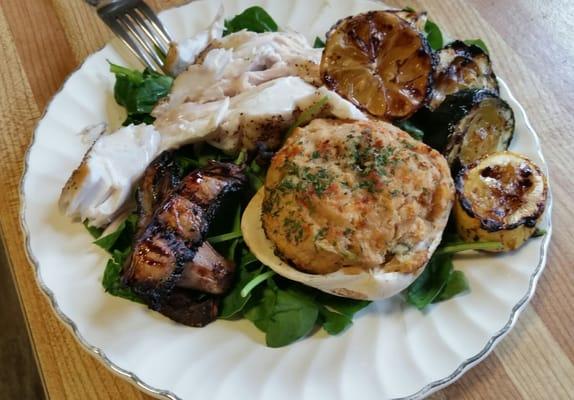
[429,40,499,110]
[454,152,547,252]
[422,89,514,169]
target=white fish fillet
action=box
[59,124,161,227]
[154,30,322,115]
[164,6,225,76]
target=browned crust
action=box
[262,118,454,275]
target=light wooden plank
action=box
[0,0,77,108]
[495,307,574,399]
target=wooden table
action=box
[1,0,573,398]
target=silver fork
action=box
[86,0,173,74]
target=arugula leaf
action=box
[102,248,144,304]
[313,37,325,48]
[220,254,264,319]
[110,62,173,126]
[402,6,416,12]
[240,270,276,298]
[174,154,200,175]
[319,306,353,335]
[93,214,139,253]
[246,159,266,192]
[406,253,453,309]
[395,119,425,141]
[464,38,489,54]
[424,20,443,50]
[83,220,103,239]
[207,231,244,244]
[434,270,470,302]
[264,288,319,348]
[223,6,278,36]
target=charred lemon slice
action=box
[454,152,548,252]
[320,11,433,120]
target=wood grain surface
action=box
[1,0,573,398]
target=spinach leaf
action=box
[313,37,325,48]
[83,220,103,239]
[319,306,353,335]
[102,248,144,303]
[434,270,469,302]
[245,286,278,332]
[424,20,443,50]
[223,6,278,36]
[406,253,453,309]
[395,119,425,141]
[93,214,139,253]
[464,38,489,54]
[264,288,319,347]
[110,62,173,126]
[123,113,155,126]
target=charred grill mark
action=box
[156,196,207,243]
[136,151,180,231]
[122,228,189,308]
[455,159,547,232]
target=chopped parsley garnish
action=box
[283,218,305,243]
[300,167,333,196]
[280,162,333,197]
[314,227,328,241]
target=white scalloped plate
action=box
[21,0,552,399]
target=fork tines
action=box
[98,0,172,74]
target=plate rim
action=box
[18,2,554,399]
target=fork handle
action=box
[84,0,125,8]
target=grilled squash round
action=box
[320,11,433,120]
[421,89,515,169]
[454,152,547,251]
[429,40,499,110]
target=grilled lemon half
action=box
[320,11,433,120]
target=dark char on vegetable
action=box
[122,154,246,326]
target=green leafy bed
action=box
[86,7,502,347]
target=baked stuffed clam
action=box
[242,119,455,300]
